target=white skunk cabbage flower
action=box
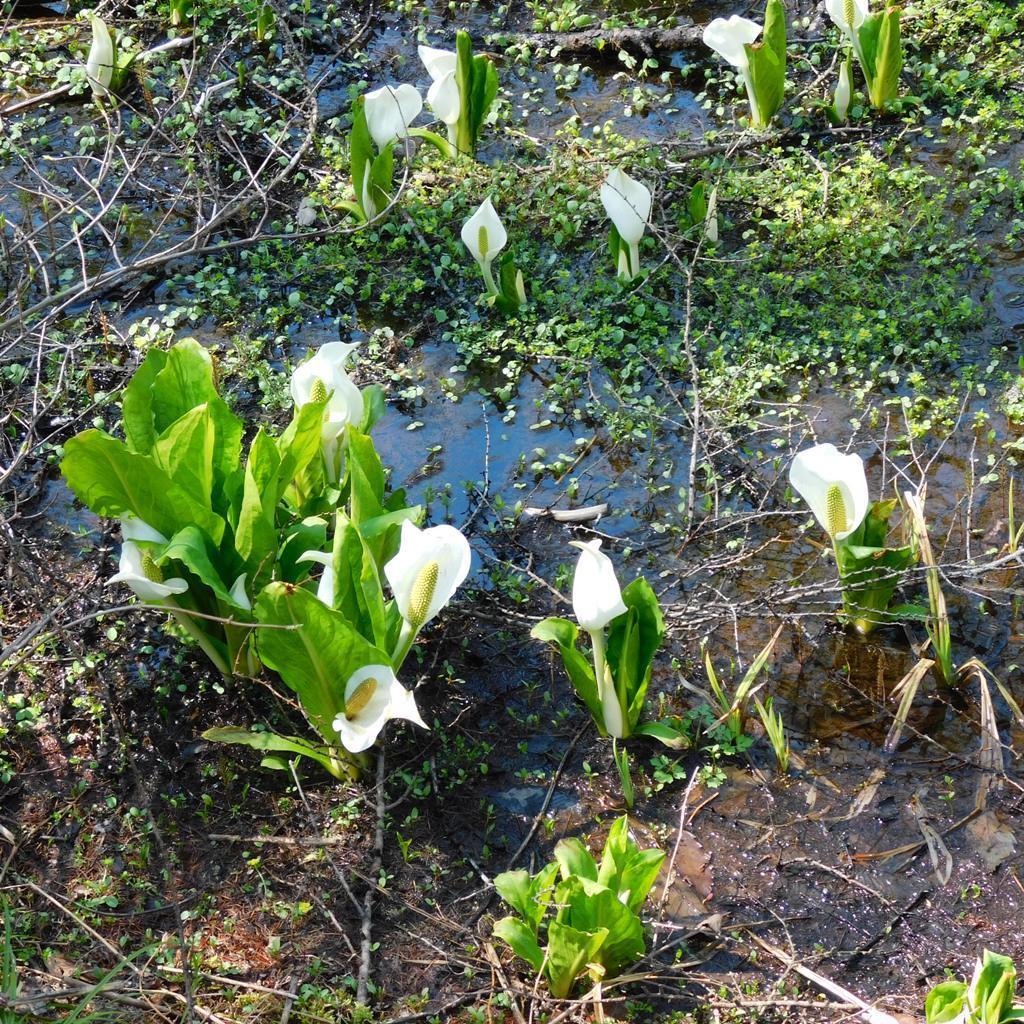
[418,44,457,82]
[107,518,187,602]
[461,197,508,294]
[600,169,652,279]
[702,15,762,69]
[363,83,423,151]
[384,520,471,630]
[426,70,461,125]
[333,664,428,753]
[834,57,853,121]
[86,16,115,97]
[789,443,870,541]
[825,0,869,35]
[569,538,627,632]
[290,342,364,478]
[297,549,335,607]
[705,186,719,243]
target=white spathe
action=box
[109,518,187,602]
[229,573,251,611]
[290,341,364,442]
[825,0,869,33]
[569,539,627,632]
[461,197,507,267]
[705,186,719,243]
[384,520,471,629]
[426,69,461,125]
[789,443,870,541]
[418,44,457,82]
[86,16,114,97]
[702,15,762,69]
[599,169,652,246]
[333,664,428,753]
[363,83,423,151]
[598,663,626,738]
[834,57,853,121]
[297,549,335,607]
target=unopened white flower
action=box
[705,186,719,243]
[332,664,428,753]
[86,16,114,97]
[598,662,625,738]
[789,443,870,541]
[702,15,762,69]
[418,44,457,82]
[384,520,471,630]
[109,518,187,601]
[600,169,651,246]
[363,83,423,151]
[569,539,627,632]
[834,57,853,121]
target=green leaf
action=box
[277,399,328,503]
[606,578,664,728]
[618,849,666,914]
[254,582,390,743]
[686,183,707,228]
[608,222,623,272]
[278,517,329,582]
[201,726,349,778]
[350,99,375,215]
[151,404,215,509]
[368,144,395,212]
[121,347,168,453]
[545,920,608,999]
[745,39,785,127]
[360,385,387,434]
[347,430,386,524]
[857,11,884,83]
[869,7,901,108]
[925,982,966,1024]
[492,917,545,973]
[531,617,602,727]
[330,516,388,647]
[235,429,281,585]
[554,838,598,883]
[633,718,691,749]
[762,0,787,64]
[557,876,645,976]
[158,525,238,605]
[61,429,225,544]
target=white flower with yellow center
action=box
[333,664,428,753]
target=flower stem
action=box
[480,260,499,297]
[390,619,417,672]
[628,241,640,280]
[741,69,763,128]
[167,603,232,678]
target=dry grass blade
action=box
[883,657,935,753]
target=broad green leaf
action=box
[492,917,545,973]
[278,517,329,582]
[558,876,645,975]
[61,429,225,544]
[608,222,623,271]
[554,838,598,883]
[618,849,666,914]
[857,11,884,83]
[202,726,348,778]
[546,920,608,1000]
[121,346,167,453]
[762,0,787,65]
[454,30,475,156]
[745,39,785,127]
[360,385,386,434]
[633,719,691,749]
[531,617,602,726]
[152,404,215,509]
[158,525,238,605]
[597,816,631,890]
[150,338,219,435]
[925,981,966,1024]
[331,516,388,647]
[255,582,390,742]
[869,7,901,108]
[686,183,707,228]
[347,430,386,525]
[350,100,375,216]
[277,399,327,504]
[607,578,664,727]
[236,429,280,583]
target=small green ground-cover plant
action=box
[493,816,664,998]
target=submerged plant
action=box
[926,950,1024,1024]
[493,817,664,999]
[416,31,498,159]
[702,0,787,129]
[600,169,652,282]
[826,0,902,109]
[789,443,916,634]
[461,197,526,312]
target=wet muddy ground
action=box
[2,0,1024,1020]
